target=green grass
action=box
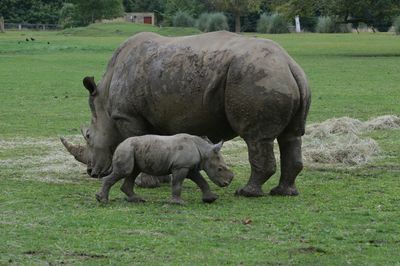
[1,23,399,265]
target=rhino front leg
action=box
[270,135,302,196]
[170,168,189,205]
[187,170,218,203]
[120,170,145,202]
[96,173,124,203]
[236,139,276,197]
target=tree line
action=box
[1,0,399,32]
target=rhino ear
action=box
[201,136,212,144]
[213,140,224,153]
[83,76,97,96]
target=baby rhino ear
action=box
[83,76,97,96]
[213,140,224,153]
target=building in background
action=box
[125,13,155,26]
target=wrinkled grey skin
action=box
[95,134,234,204]
[63,31,311,197]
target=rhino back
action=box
[102,32,299,141]
[127,134,201,175]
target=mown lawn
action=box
[0,23,399,265]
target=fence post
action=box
[18,24,22,30]
[0,17,5,33]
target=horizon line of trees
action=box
[1,0,400,32]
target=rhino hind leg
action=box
[120,169,145,202]
[235,139,276,197]
[270,135,302,196]
[135,173,171,188]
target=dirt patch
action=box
[0,136,87,184]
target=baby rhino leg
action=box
[120,169,145,203]
[187,170,218,203]
[170,168,189,205]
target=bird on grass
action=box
[30,37,35,41]
[25,38,29,42]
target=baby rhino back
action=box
[116,134,201,176]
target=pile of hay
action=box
[303,115,399,166]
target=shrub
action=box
[393,16,400,35]
[197,13,210,32]
[256,13,289,34]
[315,16,352,33]
[59,3,80,28]
[207,13,229,32]
[196,12,229,32]
[172,11,194,27]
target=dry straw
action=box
[303,115,399,166]
[1,115,398,184]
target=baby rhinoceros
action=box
[95,134,234,204]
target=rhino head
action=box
[61,76,121,178]
[202,141,234,187]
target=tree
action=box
[210,0,262,32]
[323,0,400,31]
[0,16,4,32]
[0,0,64,24]
[67,0,123,26]
[163,0,212,25]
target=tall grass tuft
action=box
[172,11,195,27]
[256,13,289,34]
[196,12,229,32]
[315,16,352,33]
[393,16,400,35]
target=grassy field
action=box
[1,23,399,265]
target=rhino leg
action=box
[120,170,145,202]
[135,173,171,188]
[236,139,276,197]
[170,168,189,205]
[188,170,218,203]
[270,135,302,196]
[96,173,124,203]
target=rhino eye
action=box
[85,132,90,139]
[218,167,222,172]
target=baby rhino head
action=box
[203,141,234,187]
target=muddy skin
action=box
[62,31,311,197]
[95,134,234,204]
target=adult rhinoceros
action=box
[62,31,311,196]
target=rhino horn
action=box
[60,137,89,165]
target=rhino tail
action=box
[285,62,311,137]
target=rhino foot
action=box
[202,193,218,203]
[126,195,146,203]
[270,185,299,196]
[95,192,108,203]
[235,185,265,197]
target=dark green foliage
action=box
[196,12,229,32]
[315,16,352,33]
[322,0,400,32]
[256,13,289,34]
[0,0,64,24]
[71,0,124,26]
[172,10,195,27]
